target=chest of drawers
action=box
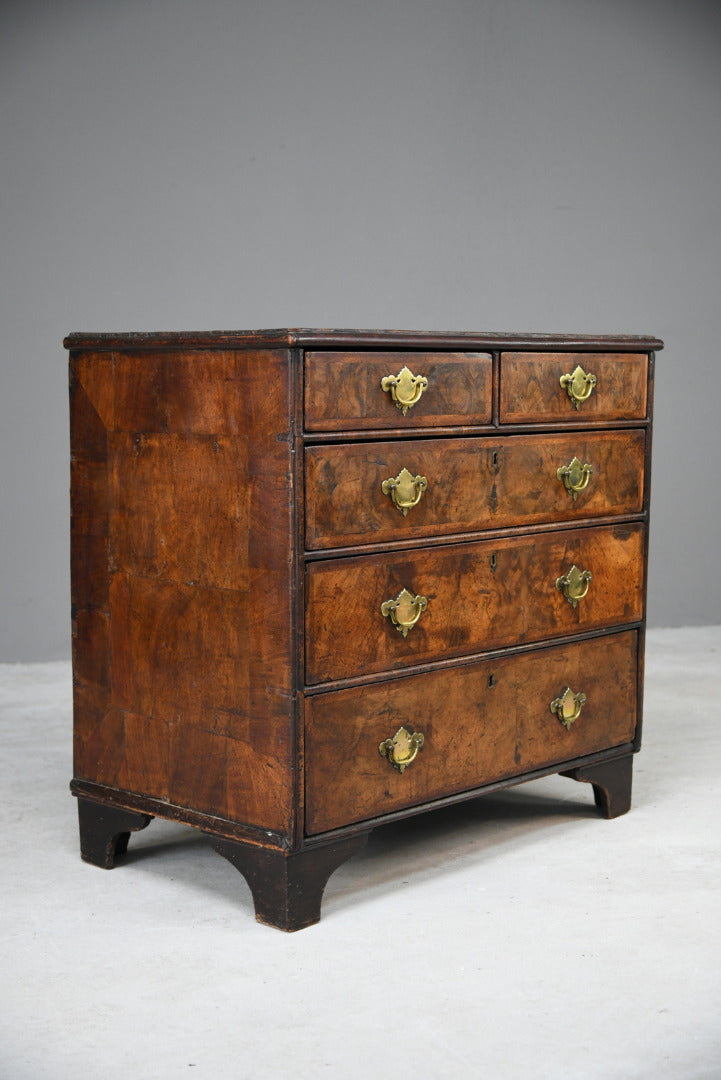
[67,329,662,930]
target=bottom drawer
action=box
[304,631,638,834]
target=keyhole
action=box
[490,553,497,572]
[488,673,496,688]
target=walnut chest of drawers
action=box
[66,329,662,930]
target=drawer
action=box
[305,630,638,834]
[304,351,492,431]
[500,353,648,424]
[305,429,645,550]
[305,523,644,684]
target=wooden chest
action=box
[67,329,662,930]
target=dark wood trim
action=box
[210,833,369,931]
[70,779,291,850]
[562,753,633,818]
[303,418,652,443]
[634,349,656,752]
[64,330,664,353]
[291,345,306,849]
[77,796,153,867]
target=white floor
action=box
[1,627,720,1080]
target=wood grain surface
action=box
[500,352,648,423]
[305,630,638,834]
[305,429,645,549]
[70,347,297,835]
[304,351,492,431]
[305,523,645,684]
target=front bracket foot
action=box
[562,754,633,819]
[210,833,369,931]
[77,796,154,868]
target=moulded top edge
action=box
[63,328,664,352]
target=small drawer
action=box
[304,630,638,834]
[305,429,645,550]
[499,352,648,424]
[304,351,492,431]
[304,523,644,684]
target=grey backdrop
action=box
[2,0,720,661]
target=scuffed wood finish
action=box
[211,833,369,930]
[305,429,645,550]
[70,347,296,836]
[499,352,648,423]
[305,631,638,834]
[305,523,645,684]
[77,796,153,867]
[304,351,492,431]
[562,754,633,818]
[69,329,659,928]
[65,329,663,352]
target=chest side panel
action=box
[70,347,296,837]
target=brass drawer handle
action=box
[381,365,429,415]
[381,588,428,637]
[382,467,428,515]
[556,456,593,499]
[560,364,596,409]
[550,687,586,729]
[379,725,425,773]
[555,564,592,607]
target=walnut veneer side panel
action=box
[70,348,296,836]
[305,631,638,834]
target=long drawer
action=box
[304,630,638,834]
[305,429,645,550]
[305,523,644,684]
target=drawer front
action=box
[304,351,492,431]
[500,353,648,424]
[305,523,644,684]
[305,630,638,834]
[305,430,645,550]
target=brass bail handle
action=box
[382,467,428,516]
[556,456,593,500]
[560,364,596,409]
[381,365,429,415]
[381,588,428,637]
[550,687,586,729]
[555,564,592,607]
[379,725,425,773]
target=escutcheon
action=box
[550,686,587,729]
[560,364,597,409]
[379,725,425,773]
[381,588,428,637]
[381,365,429,415]
[381,467,428,515]
[555,564,592,607]
[556,456,593,500]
